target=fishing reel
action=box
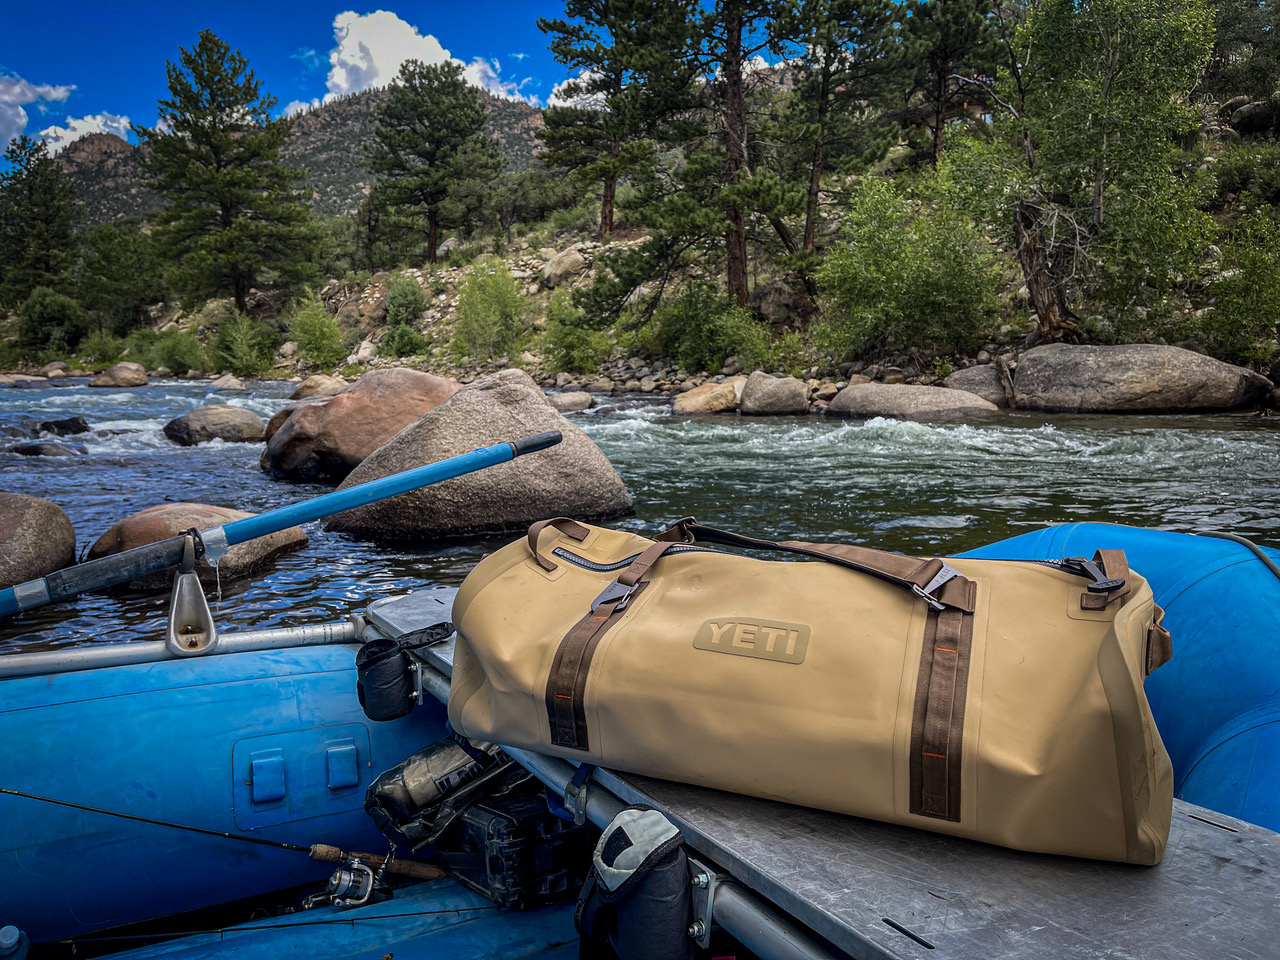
[325,856,389,908]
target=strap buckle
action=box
[913,560,962,611]
[1063,557,1125,593]
[564,763,594,826]
[591,578,639,613]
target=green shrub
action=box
[1204,211,1280,362]
[384,324,427,357]
[288,300,345,368]
[452,257,527,360]
[543,292,610,374]
[385,279,427,327]
[212,313,274,377]
[651,283,770,372]
[151,331,207,375]
[815,178,998,357]
[19,288,88,350]
[77,330,122,365]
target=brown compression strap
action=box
[661,521,974,612]
[544,540,677,751]
[1146,604,1173,676]
[527,518,591,572]
[1079,549,1133,609]
[909,580,978,821]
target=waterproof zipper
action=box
[552,545,715,572]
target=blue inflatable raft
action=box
[962,523,1280,831]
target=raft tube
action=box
[961,523,1280,832]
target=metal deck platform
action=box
[367,590,1280,960]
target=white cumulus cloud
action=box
[39,112,132,154]
[319,11,540,105]
[0,73,75,148]
[548,71,606,110]
[283,98,321,117]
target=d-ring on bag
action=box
[449,518,1175,864]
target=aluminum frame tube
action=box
[0,621,358,679]
[413,663,842,960]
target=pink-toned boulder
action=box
[87,502,307,589]
[260,368,461,482]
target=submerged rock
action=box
[327,368,632,541]
[291,374,348,400]
[739,371,809,415]
[10,441,88,456]
[0,492,76,588]
[89,362,148,388]
[163,406,266,446]
[40,415,91,436]
[87,503,307,589]
[262,368,461,482]
[208,373,246,391]
[1013,343,1273,413]
[826,383,998,420]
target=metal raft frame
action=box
[363,589,1280,960]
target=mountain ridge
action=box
[57,87,544,226]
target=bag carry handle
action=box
[657,518,975,613]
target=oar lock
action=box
[164,532,219,658]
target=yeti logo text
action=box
[693,619,809,664]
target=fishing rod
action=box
[0,787,444,882]
[0,431,562,619]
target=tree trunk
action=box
[933,60,946,166]
[600,138,619,240]
[1013,201,1075,339]
[804,67,830,251]
[234,279,248,315]
[426,213,439,264]
[722,5,750,309]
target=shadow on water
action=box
[2,379,1278,650]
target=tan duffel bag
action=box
[449,518,1175,864]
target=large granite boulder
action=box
[826,383,998,420]
[87,503,307,589]
[261,368,461,482]
[327,369,632,541]
[40,361,69,377]
[739,371,809,415]
[549,391,593,413]
[0,492,76,588]
[540,248,588,288]
[291,374,348,400]
[944,364,1009,407]
[673,382,739,414]
[1013,343,1272,413]
[89,362,148,388]
[163,406,266,446]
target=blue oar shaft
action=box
[203,440,517,559]
[0,431,561,619]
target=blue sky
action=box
[1,2,570,154]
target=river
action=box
[2,377,1278,651]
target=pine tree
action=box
[76,222,165,335]
[0,135,80,307]
[900,0,998,165]
[538,0,698,239]
[366,60,502,263]
[780,0,903,250]
[134,30,323,313]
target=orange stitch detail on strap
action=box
[935,647,958,654]
[923,752,947,759]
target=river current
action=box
[2,378,1278,651]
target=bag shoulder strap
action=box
[658,520,975,613]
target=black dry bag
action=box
[356,621,453,721]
